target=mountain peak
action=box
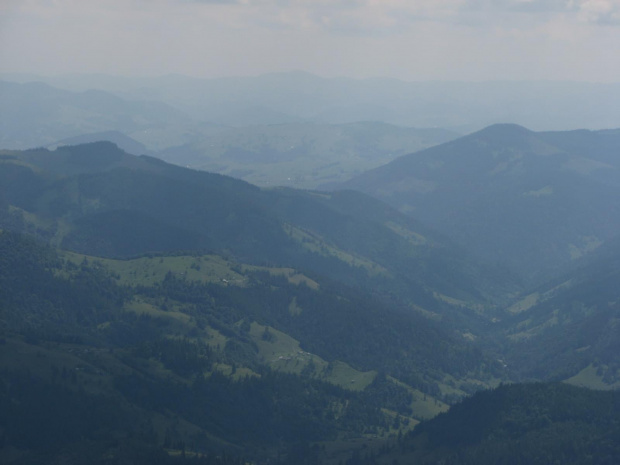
[458,123,538,150]
[52,131,148,156]
[58,141,127,170]
[474,123,533,138]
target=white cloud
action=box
[574,0,620,24]
[0,0,618,80]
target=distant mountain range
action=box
[338,124,620,284]
[0,80,191,150]
[157,122,458,189]
[5,73,620,190]
[0,79,459,188]
[4,71,620,131]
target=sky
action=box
[1,0,619,82]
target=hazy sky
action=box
[1,0,619,81]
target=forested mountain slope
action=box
[339,124,620,284]
[493,235,620,386]
[368,383,620,465]
[0,141,517,462]
[0,229,501,464]
[51,130,152,156]
[2,134,620,464]
[0,141,515,309]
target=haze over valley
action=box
[2,1,620,464]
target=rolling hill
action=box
[50,130,152,156]
[0,77,459,189]
[157,122,458,189]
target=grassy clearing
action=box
[63,250,320,291]
[288,296,303,315]
[384,221,427,246]
[211,363,259,380]
[50,219,73,248]
[507,311,560,342]
[381,408,420,435]
[249,322,305,361]
[6,205,73,248]
[507,292,540,314]
[241,264,320,289]
[282,223,388,276]
[564,364,620,390]
[523,185,553,197]
[507,279,573,315]
[433,292,486,313]
[125,298,192,324]
[325,361,376,391]
[410,393,448,421]
[387,376,449,420]
[62,251,246,287]
[8,205,48,228]
[123,297,229,350]
[248,322,375,391]
[410,304,442,321]
[568,235,603,260]
[435,374,489,401]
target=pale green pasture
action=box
[248,322,376,391]
[282,223,388,276]
[564,364,620,390]
[63,251,246,286]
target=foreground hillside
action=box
[3,138,620,464]
[339,124,620,284]
[3,232,619,465]
[494,235,620,386]
[367,383,620,465]
[0,226,501,464]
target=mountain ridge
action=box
[1,141,514,309]
[337,123,620,283]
